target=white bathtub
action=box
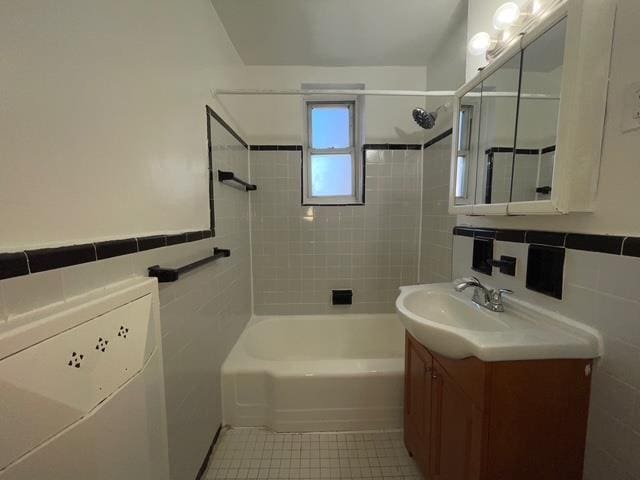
[222,314,405,432]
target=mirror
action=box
[454,85,482,205]
[475,53,521,204]
[449,0,615,216]
[512,18,567,202]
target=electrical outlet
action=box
[622,81,640,133]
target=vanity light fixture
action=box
[468,32,496,56]
[468,0,546,57]
[493,2,522,30]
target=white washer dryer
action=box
[0,278,170,480]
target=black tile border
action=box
[484,147,540,155]
[453,226,635,256]
[195,424,223,480]
[250,145,303,151]
[138,235,167,252]
[206,107,248,149]
[0,252,30,280]
[95,238,138,260]
[206,106,250,236]
[566,233,624,255]
[206,107,216,236]
[623,237,640,258]
[362,143,422,150]
[474,229,497,240]
[252,144,426,151]
[541,145,557,154]
[423,128,453,149]
[452,226,475,237]
[186,230,205,242]
[27,244,97,273]
[166,233,188,246]
[0,229,213,279]
[525,231,566,247]
[495,229,526,243]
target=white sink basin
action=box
[396,283,602,362]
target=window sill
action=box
[302,202,365,206]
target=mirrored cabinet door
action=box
[475,54,521,205]
[449,1,615,216]
[454,85,482,206]
[512,18,567,202]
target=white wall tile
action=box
[0,269,64,319]
[250,148,421,314]
[419,138,455,285]
[0,285,7,323]
[597,254,640,303]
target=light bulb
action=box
[532,0,542,14]
[468,32,492,56]
[493,2,521,30]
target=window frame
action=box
[455,104,474,200]
[302,97,364,205]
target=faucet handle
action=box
[491,288,513,302]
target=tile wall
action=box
[452,233,640,480]
[0,116,252,480]
[250,147,421,315]
[419,133,456,284]
[160,119,252,479]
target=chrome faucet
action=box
[454,276,513,312]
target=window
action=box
[456,105,474,199]
[303,100,363,205]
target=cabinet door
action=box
[404,335,432,477]
[430,364,484,480]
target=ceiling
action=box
[211,0,468,66]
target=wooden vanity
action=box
[404,332,593,480]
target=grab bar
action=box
[218,170,257,191]
[148,247,230,282]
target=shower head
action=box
[412,107,438,130]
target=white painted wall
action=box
[0,0,244,250]
[217,66,429,144]
[466,0,506,80]
[0,2,253,480]
[423,0,467,143]
[211,0,467,67]
[426,0,468,92]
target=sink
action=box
[401,289,510,332]
[396,283,602,362]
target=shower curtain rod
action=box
[213,88,456,97]
[212,88,559,100]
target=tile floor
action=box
[205,428,422,480]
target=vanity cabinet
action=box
[404,332,592,480]
[404,337,433,476]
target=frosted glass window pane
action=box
[311,107,350,149]
[456,156,467,197]
[310,155,353,197]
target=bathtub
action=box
[222,314,405,432]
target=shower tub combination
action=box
[222,314,405,432]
